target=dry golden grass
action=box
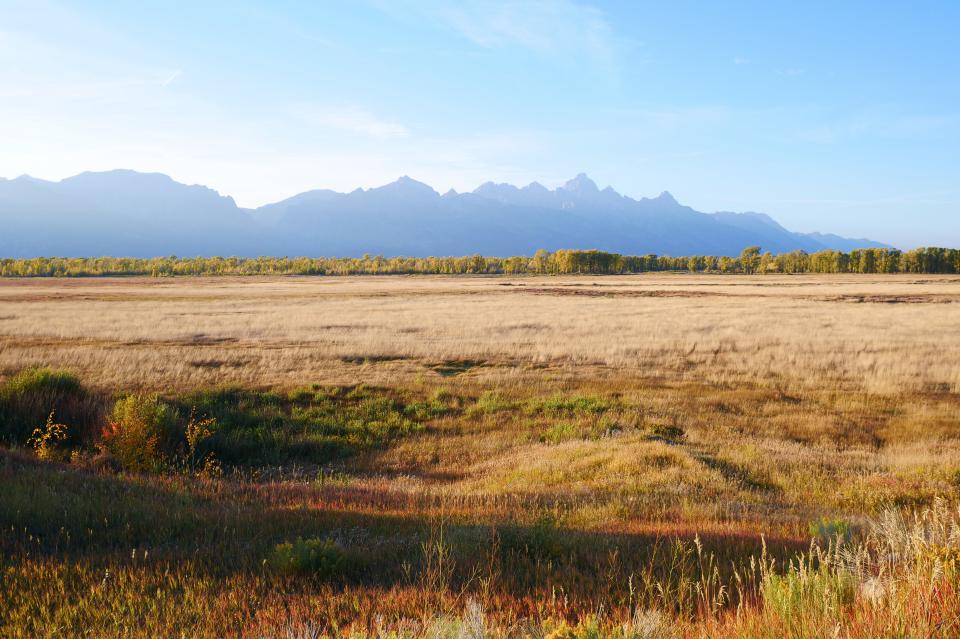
[2,273,958,530]
[2,274,960,637]
[1,274,959,393]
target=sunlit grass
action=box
[1,274,959,636]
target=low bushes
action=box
[177,386,425,466]
[269,537,348,578]
[526,393,613,416]
[467,391,515,416]
[541,421,580,444]
[0,368,100,446]
[1,370,433,472]
[99,395,179,472]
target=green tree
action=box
[740,246,762,274]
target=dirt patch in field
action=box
[518,287,729,298]
[818,294,958,304]
[340,355,409,364]
[189,358,252,369]
[427,359,488,376]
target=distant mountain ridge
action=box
[0,170,892,258]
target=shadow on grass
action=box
[0,449,805,607]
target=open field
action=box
[1,274,959,392]
[2,274,960,638]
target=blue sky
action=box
[1,1,958,247]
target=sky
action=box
[1,1,958,247]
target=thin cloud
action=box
[160,69,181,87]
[291,105,411,138]
[377,0,622,70]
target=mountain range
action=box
[0,170,890,258]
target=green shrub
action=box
[0,368,98,446]
[270,537,346,578]
[404,389,456,420]
[287,387,315,402]
[345,397,423,446]
[404,400,450,420]
[526,394,612,416]
[808,517,852,544]
[541,418,617,444]
[541,422,580,444]
[99,395,178,472]
[3,367,81,395]
[177,387,424,466]
[467,391,515,416]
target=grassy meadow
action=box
[1,274,959,638]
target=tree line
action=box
[1,247,958,277]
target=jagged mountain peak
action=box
[0,168,893,258]
[374,175,438,197]
[524,181,549,193]
[391,175,434,189]
[561,173,600,195]
[654,191,678,204]
[474,181,519,195]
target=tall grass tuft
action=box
[711,498,960,637]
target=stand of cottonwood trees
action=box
[2,247,958,277]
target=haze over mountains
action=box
[0,170,890,258]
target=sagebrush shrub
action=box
[270,537,346,578]
[467,391,515,416]
[99,395,178,472]
[526,394,613,416]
